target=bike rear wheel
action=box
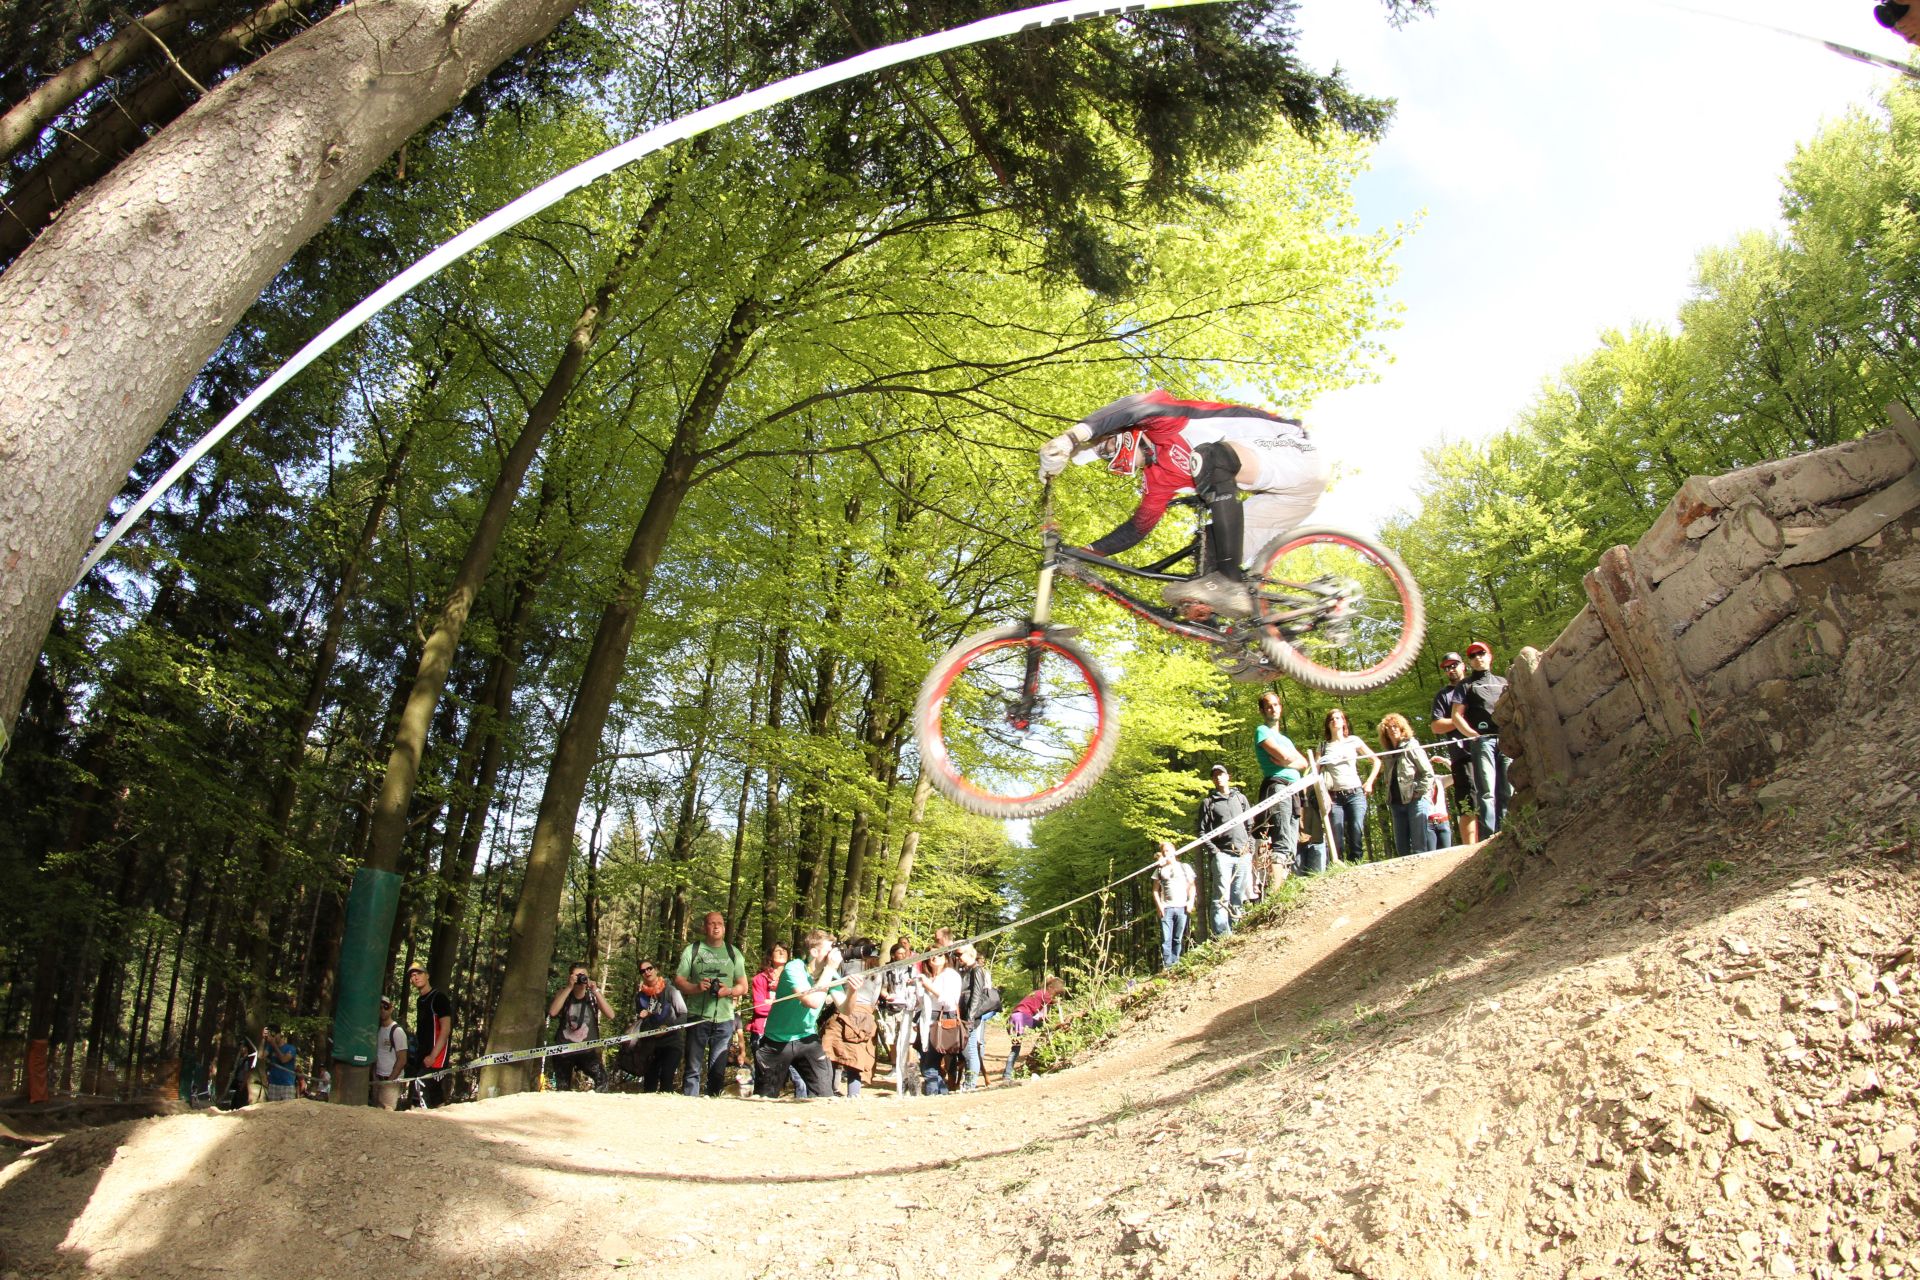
[913,623,1118,820]
[1251,527,1425,694]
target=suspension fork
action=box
[1015,484,1063,721]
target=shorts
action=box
[266,1083,296,1102]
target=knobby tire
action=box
[913,623,1118,820]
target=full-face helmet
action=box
[1099,429,1154,478]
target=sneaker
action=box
[1163,571,1255,619]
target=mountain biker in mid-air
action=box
[1036,389,1332,618]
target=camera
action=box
[841,937,880,963]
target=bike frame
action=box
[1028,489,1340,647]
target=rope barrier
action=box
[394,735,1507,1088]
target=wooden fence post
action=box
[1583,545,1703,743]
[1502,646,1573,800]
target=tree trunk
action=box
[883,768,935,936]
[480,296,762,1096]
[0,0,578,761]
[758,628,790,956]
[362,212,666,879]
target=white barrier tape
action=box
[70,0,1233,592]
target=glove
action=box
[1037,434,1076,480]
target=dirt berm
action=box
[3,561,1918,1280]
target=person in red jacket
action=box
[1037,389,1330,617]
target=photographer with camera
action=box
[547,964,616,1092]
[673,911,748,1098]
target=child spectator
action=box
[1003,977,1066,1082]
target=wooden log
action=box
[1634,476,1727,584]
[1704,613,1848,701]
[1504,646,1572,799]
[1564,679,1644,757]
[1540,605,1606,687]
[1650,501,1784,632]
[1549,628,1628,721]
[1584,545,1702,742]
[1705,430,1915,518]
[1582,719,1653,776]
[1775,471,1920,568]
[1677,569,1798,679]
[1890,403,1920,464]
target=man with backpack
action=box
[370,995,409,1109]
[674,911,748,1098]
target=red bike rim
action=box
[1258,532,1417,680]
[924,631,1109,810]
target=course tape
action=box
[70,0,1232,593]
[398,735,1505,1085]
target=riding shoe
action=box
[1163,571,1256,619]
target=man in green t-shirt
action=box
[753,929,840,1099]
[1254,689,1310,882]
[673,911,749,1098]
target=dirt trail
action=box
[4,533,1919,1279]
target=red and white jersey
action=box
[1070,389,1307,551]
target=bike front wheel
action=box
[1251,527,1425,694]
[913,623,1119,820]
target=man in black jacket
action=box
[1197,763,1255,936]
[1447,641,1512,836]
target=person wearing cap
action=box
[1429,651,1477,845]
[1447,641,1512,836]
[407,964,453,1108]
[371,995,408,1109]
[1196,763,1254,936]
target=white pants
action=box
[1239,441,1331,563]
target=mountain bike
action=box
[912,486,1424,819]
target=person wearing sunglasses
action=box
[1429,652,1476,845]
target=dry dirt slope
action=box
[2,575,1918,1280]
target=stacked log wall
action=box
[1497,411,1920,801]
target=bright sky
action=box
[1283,0,1905,532]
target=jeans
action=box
[963,1013,996,1086]
[1330,790,1369,861]
[550,1048,607,1092]
[1466,737,1510,835]
[1429,811,1454,849]
[1297,841,1328,875]
[1387,800,1431,858]
[1210,847,1250,935]
[1257,776,1300,863]
[1003,1010,1039,1082]
[919,1047,949,1095]
[681,1018,735,1097]
[1159,908,1189,969]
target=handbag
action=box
[929,1014,965,1055]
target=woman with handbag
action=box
[916,951,964,1095]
